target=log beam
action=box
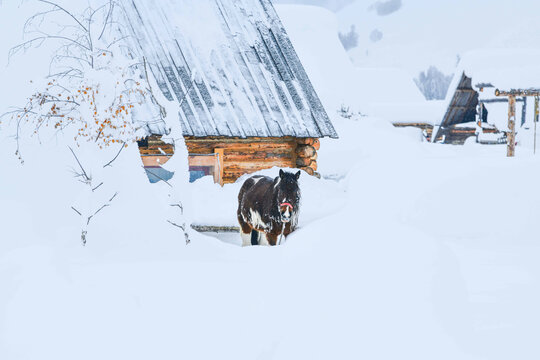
[496,89,540,97]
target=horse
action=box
[237,169,301,246]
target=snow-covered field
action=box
[2,2,540,360]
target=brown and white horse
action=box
[237,170,301,246]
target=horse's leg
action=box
[240,225,253,247]
[238,212,254,247]
[241,231,253,247]
[250,230,259,246]
[266,233,279,246]
[258,231,271,246]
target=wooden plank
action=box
[184,136,298,143]
[141,155,172,167]
[224,160,294,170]
[188,154,218,167]
[224,162,293,173]
[139,149,174,155]
[224,153,292,161]
[191,224,240,233]
[186,141,295,151]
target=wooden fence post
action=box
[535,96,539,155]
[214,148,225,186]
[507,95,516,157]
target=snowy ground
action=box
[2,2,540,360]
[3,113,540,360]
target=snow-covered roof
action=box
[120,0,338,139]
[455,49,540,93]
[439,73,478,128]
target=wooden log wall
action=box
[139,136,322,184]
[185,137,301,184]
[295,138,319,176]
[137,135,174,167]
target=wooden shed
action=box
[122,0,338,184]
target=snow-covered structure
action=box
[434,49,540,144]
[120,0,337,183]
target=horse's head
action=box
[276,169,301,223]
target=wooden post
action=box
[507,95,516,157]
[495,89,540,156]
[214,148,225,186]
[535,96,539,155]
[477,102,483,142]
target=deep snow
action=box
[2,2,540,360]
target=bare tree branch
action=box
[170,203,184,215]
[86,192,118,225]
[108,192,118,202]
[23,8,61,34]
[167,220,186,231]
[98,1,115,40]
[10,35,91,60]
[68,146,90,182]
[106,35,128,49]
[88,204,108,224]
[37,0,89,33]
[103,142,126,167]
[92,182,103,192]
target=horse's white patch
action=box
[274,177,281,188]
[240,231,252,247]
[249,209,268,230]
[252,177,263,185]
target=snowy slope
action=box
[4,110,540,360]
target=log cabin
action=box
[121,0,338,184]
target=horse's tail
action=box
[251,230,259,246]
